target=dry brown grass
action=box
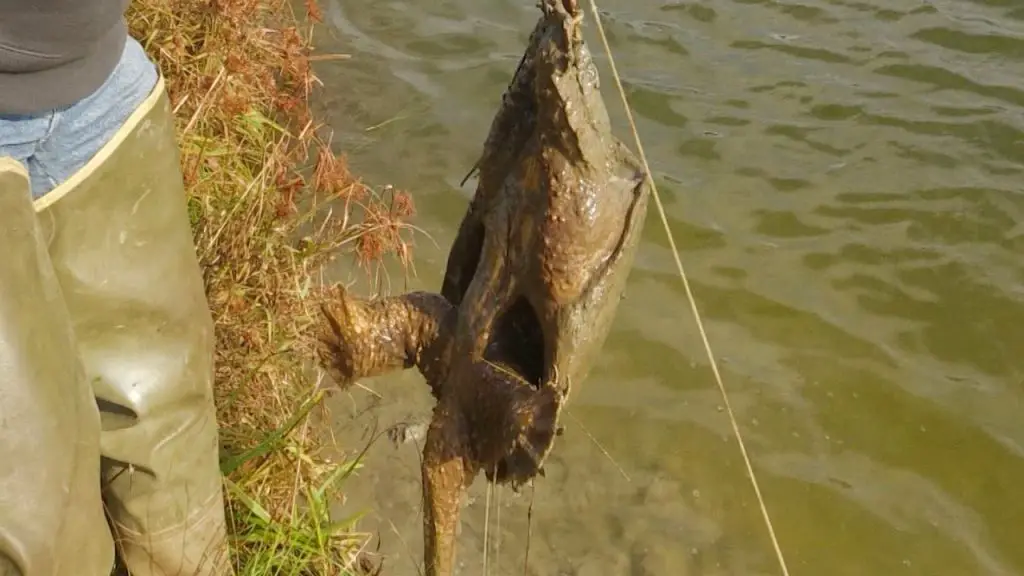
[126,0,415,572]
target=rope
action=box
[582,2,792,574]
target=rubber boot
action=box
[0,159,115,576]
[32,76,231,575]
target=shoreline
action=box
[128,0,415,572]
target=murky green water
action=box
[309,0,1024,574]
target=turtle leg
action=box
[317,287,455,397]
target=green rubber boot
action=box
[33,76,231,575]
[0,159,115,576]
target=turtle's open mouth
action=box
[448,231,555,487]
[486,295,546,388]
[485,295,558,486]
[452,228,546,390]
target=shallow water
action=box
[309,0,1024,574]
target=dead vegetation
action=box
[127,0,414,572]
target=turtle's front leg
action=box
[317,287,455,396]
[422,396,477,576]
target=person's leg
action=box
[0,159,115,576]
[29,35,231,575]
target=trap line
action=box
[582,1,793,574]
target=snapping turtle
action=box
[317,0,652,574]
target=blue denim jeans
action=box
[0,36,158,200]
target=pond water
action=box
[309,0,1024,574]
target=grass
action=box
[126,0,416,572]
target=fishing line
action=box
[581,1,792,574]
[483,478,493,575]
